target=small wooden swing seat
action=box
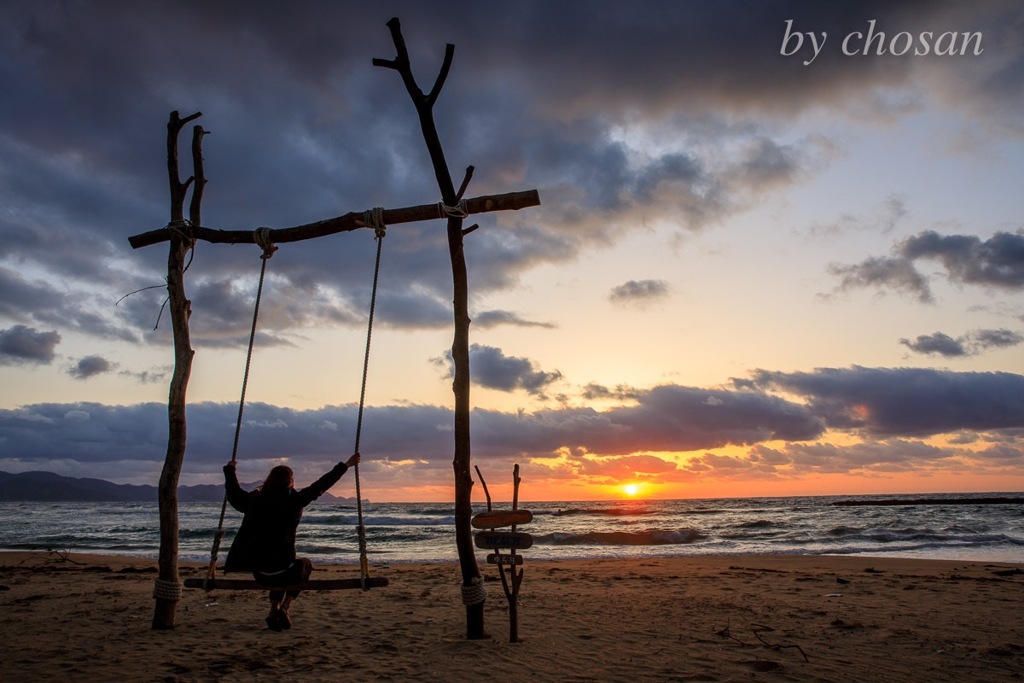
[184,576,389,591]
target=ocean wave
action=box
[550,506,659,517]
[534,528,701,547]
[367,515,457,526]
[733,519,777,529]
[304,513,455,527]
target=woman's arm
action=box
[294,452,360,508]
[223,462,250,512]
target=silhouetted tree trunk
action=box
[152,111,205,630]
[374,17,486,639]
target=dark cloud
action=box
[900,332,966,357]
[3,1,1018,351]
[737,137,801,188]
[747,366,1024,437]
[0,325,60,365]
[68,355,113,380]
[901,328,1024,357]
[972,328,1024,349]
[4,364,1024,484]
[439,344,562,396]
[900,230,1024,290]
[584,385,826,453]
[0,266,139,343]
[472,310,555,330]
[581,383,642,402]
[695,439,958,479]
[0,384,801,472]
[829,231,1024,302]
[827,255,933,303]
[609,279,671,307]
[119,367,170,385]
[0,267,64,322]
[673,437,1024,481]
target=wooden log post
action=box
[152,111,204,630]
[374,17,486,639]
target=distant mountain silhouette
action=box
[0,471,359,504]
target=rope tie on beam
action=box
[253,227,278,260]
[438,198,468,219]
[460,575,487,605]
[362,207,387,240]
[152,578,183,601]
[167,219,195,249]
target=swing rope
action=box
[353,207,387,589]
[202,218,386,591]
[204,229,276,586]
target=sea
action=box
[2,493,1023,565]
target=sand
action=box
[1,551,1022,682]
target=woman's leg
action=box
[264,589,286,630]
[278,559,312,627]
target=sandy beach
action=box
[1,551,1022,682]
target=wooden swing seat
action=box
[184,576,389,591]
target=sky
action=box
[1,1,1023,502]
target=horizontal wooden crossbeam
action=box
[128,189,540,249]
[183,576,389,591]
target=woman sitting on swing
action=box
[223,452,361,631]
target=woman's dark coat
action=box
[223,463,349,573]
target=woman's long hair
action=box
[254,465,294,497]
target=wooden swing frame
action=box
[132,17,540,632]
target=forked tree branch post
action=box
[374,16,485,639]
[152,110,204,630]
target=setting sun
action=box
[623,483,640,496]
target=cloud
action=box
[439,344,562,396]
[609,279,671,307]
[900,230,1024,290]
[0,325,61,365]
[472,310,555,329]
[972,328,1024,349]
[578,384,826,454]
[747,366,1024,437]
[119,367,170,384]
[1,2,1019,358]
[675,437,1024,482]
[581,383,642,402]
[572,453,681,483]
[0,266,140,343]
[827,255,934,303]
[900,332,966,357]
[4,363,1024,487]
[685,439,957,479]
[808,194,908,238]
[68,355,114,379]
[828,230,1024,302]
[900,328,1024,357]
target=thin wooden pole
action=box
[375,16,485,639]
[509,464,522,643]
[152,111,203,630]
